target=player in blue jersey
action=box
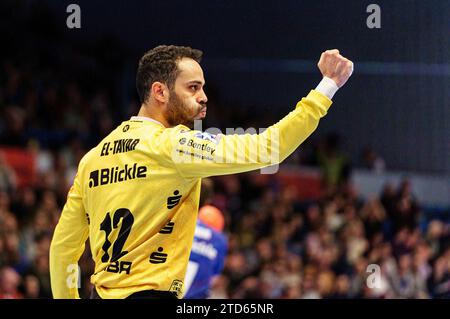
[184,179,228,299]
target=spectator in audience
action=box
[0,153,17,193]
[0,266,23,299]
[361,146,386,173]
[317,132,351,190]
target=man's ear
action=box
[151,81,169,103]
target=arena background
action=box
[0,0,449,299]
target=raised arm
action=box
[164,50,354,179]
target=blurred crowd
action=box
[208,175,450,299]
[0,0,449,299]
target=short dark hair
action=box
[136,45,203,104]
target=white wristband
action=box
[315,77,339,100]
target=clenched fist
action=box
[318,49,354,88]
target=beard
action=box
[164,90,203,129]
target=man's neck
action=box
[137,104,170,128]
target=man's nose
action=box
[197,90,208,104]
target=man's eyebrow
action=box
[187,80,205,86]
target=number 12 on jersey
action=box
[100,208,135,274]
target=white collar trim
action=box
[130,116,165,127]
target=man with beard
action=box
[50,45,353,299]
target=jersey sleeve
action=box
[162,90,332,179]
[49,160,89,299]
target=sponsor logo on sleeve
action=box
[193,132,219,144]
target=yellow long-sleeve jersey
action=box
[49,90,332,299]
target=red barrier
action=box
[0,147,37,188]
[277,168,323,200]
